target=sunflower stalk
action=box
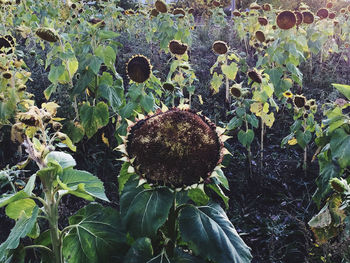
[244,113,252,176]
[303,118,307,172]
[260,120,264,173]
[165,193,177,258]
[225,56,231,105]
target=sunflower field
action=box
[0,0,350,262]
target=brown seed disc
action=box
[212,41,228,55]
[230,87,241,97]
[173,8,185,18]
[276,10,296,30]
[163,82,175,91]
[302,11,314,24]
[35,28,59,42]
[155,0,167,13]
[0,36,13,54]
[317,8,329,19]
[262,3,271,11]
[232,10,241,17]
[126,108,222,187]
[126,55,152,84]
[294,95,306,108]
[294,11,303,25]
[212,0,220,7]
[250,2,261,10]
[248,70,262,83]
[328,12,336,19]
[326,2,333,9]
[150,8,159,17]
[255,31,266,42]
[188,8,194,14]
[258,17,268,26]
[169,40,188,55]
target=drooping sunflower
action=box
[232,9,241,17]
[255,31,265,42]
[117,106,226,188]
[249,2,261,10]
[2,71,12,79]
[340,8,346,14]
[150,8,159,17]
[35,28,59,43]
[328,12,336,19]
[4,35,15,46]
[163,82,175,92]
[0,36,14,54]
[276,11,296,30]
[126,55,152,84]
[302,11,314,24]
[317,8,329,19]
[247,69,262,84]
[212,40,228,55]
[168,40,188,56]
[230,86,242,98]
[293,95,306,108]
[294,11,303,25]
[262,3,271,11]
[258,17,268,26]
[155,0,167,13]
[173,8,185,18]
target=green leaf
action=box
[89,56,103,75]
[188,187,210,206]
[5,199,36,220]
[98,30,120,40]
[227,117,242,130]
[48,65,65,84]
[95,46,116,69]
[44,84,57,100]
[140,93,155,113]
[0,191,29,209]
[73,69,95,95]
[214,169,229,190]
[124,237,153,263]
[45,151,76,169]
[59,168,109,202]
[179,203,252,263]
[332,83,350,100]
[63,204,127,263]
[79,102,109,138]
[330,129,350,169]
[210,72,223,94]
[118,163,135,194]
[0,206,39,261]
[120,186,174,238]
[64,121,85,144]
[207,182,229,209]
[238,129,254,148]
[98,83,123,111]
[221,63,238,81]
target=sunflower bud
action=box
[330,178,347,193]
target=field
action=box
[0,0,350,262]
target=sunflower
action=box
[345,42,350,49]
[163,82,175,92]
[326,2,333,9]
[168,40,188,56]
[330,178,347,193]
[276,11,296,30]
[258,17,268,26]
[35,28,59,43]
[255,31,265,42]
[173,8,185,18]
[283,91,293,98]
[293,95,306,108]
[230,86,242,98]
[188,8,194,14]
[150,8,159,17]
[302,11,314,24]
[294,11,303,25]
[126,55,152,84]
[212,0,220,7]
[4,35,15,46]
[125,9,135,15]
[262,3,271,11]
[232,9,241,17]
[155,0,167,13]
[317,8,328,19]
[212,40,228,55]
[247,69,262,83]
[328,12,336,19]
[2,71,12,79]
[250,2,261,10]
[0,36,14,54]
[117,106,226,188]
[340,8,346,14]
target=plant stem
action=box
[166,193,177,258]
[244,114,252,176]
[260,119,264,173]
[225,56,231,105]
[303,118,307,173]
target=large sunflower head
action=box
[119,107,225,188]
[169,40,188,56]
[35,28,59,43]
[293,95,306,108]
[212,41,228,55]
[302,11,314,24]
[126,55,152,84]
[155,0,167,13]
[317,8,329,19]
[276,10,296,30]
[0,36,14,54]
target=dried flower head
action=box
[232,9,241,17]
[317,8,329,19]
[276,11,296,30]
[163,82,175,92]
[330,178,346,193]
[293,95,306,108]
[2,71,12,79]
[258,17,268,26]
[35,28,59,43]
[4,35,15,46]
[248,69,262,83]
[155,0,167,13]
[122,107,224,187]
[0,36,14,54]
[230,86,242,98]
[126,55,152,84]
[11,123,25,143]
[294,11,303,25]
[212,41,228,55]
[250,2,261,10]
[150,8,159,17]
[302,11,314,24]
[328,12,336,19]
[326,2,333,9]
[173,8,185,18]
[168,40,188,55]
[262,3,271,11]
[255,31,265,42]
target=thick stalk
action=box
[260,120,264,173]
[225,57,231,105]
[166,194,177,258]
[244,114,252,176]
[303,119,307,172]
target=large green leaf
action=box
[330,128,350,169]
[63,204,127,263]
[79,102,109,138]
[0,206,39,261]
[98,82,123,111]
[124,237,153,263]
[59,168,109,202]
[332,83,350,100]
[44,151,76,169]
[179,203,252,263]
[95,45,116,69]
[5,199,36,220]
[120,185,174,238]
